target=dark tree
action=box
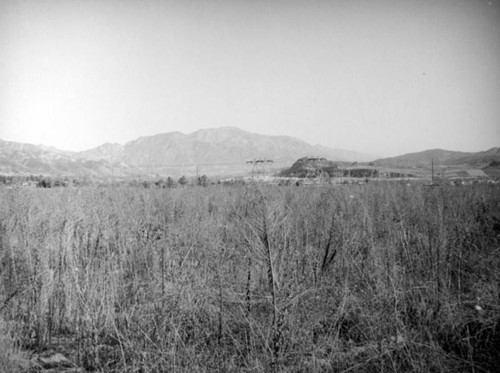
[197,174,208,187]
[166,176,177,188]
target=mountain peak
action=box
[0,127,375,177]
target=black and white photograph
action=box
[1,0,499,371]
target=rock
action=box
[38,352,73,369]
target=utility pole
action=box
[431,158,434,184]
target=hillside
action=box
[280,157,341,178]
[2,128,496,179]
[0,127,371,178]
[482,160,500,178]
[82,127,371,166]
[371,148,500,168]
[447,147,500,166]
[0,139,138,177]
[76,143,124,162]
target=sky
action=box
[1,0,499,157]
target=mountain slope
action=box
[76,143,124,161]
[6,128,494,179]
[372,147,500,168]
[372,149,471,167]
[120,127,328,166]
[81,127,371,167]
[0,139,137,177]
[0,127,371,177]
[446,147,500,166]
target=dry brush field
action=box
[0,182,499,372]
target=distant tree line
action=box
[129,175,210,188]
[0,175,78,187]
[0,174,214,188]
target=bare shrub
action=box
[0,183,498,371]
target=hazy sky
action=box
[1,0,499,157]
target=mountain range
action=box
[1,127,498,178]
[0,127,370,178]
[372,147,500,168]
[76,127,370,166]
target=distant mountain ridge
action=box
[0,138,138,177]
[372,147,500,168]
[78,127,370,166]
[0,127,370,177]
[447,147,500,166]
[1,127,498,178]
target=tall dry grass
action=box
[0,182,499,371]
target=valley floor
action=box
[1,183,499,372]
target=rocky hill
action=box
[280,157,341,178]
